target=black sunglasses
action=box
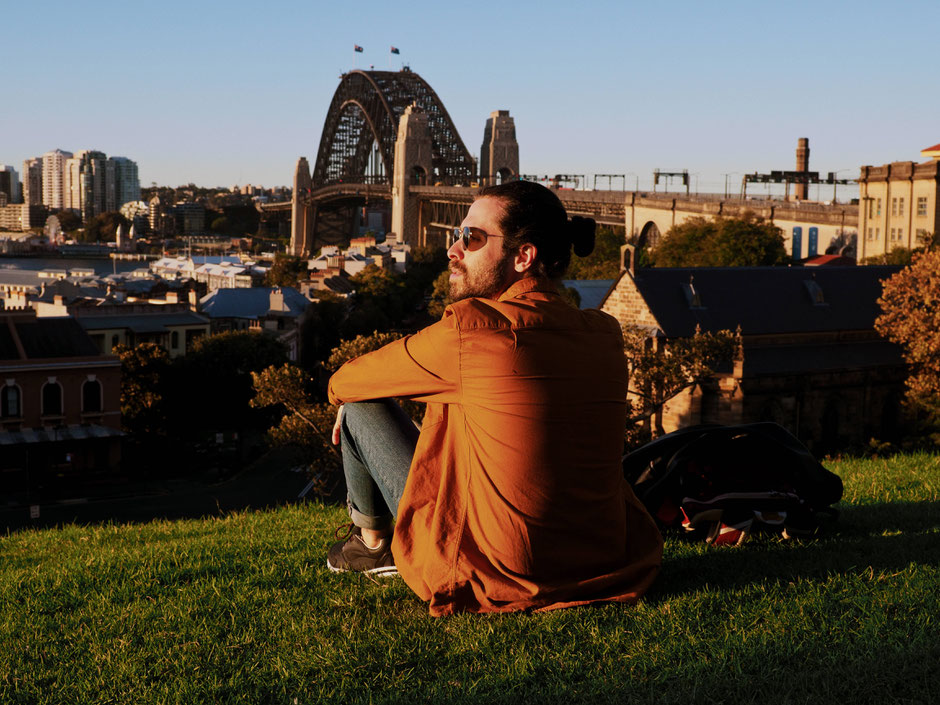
[451,226,505,252]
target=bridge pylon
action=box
[480,110,518,186]
[391,104,433,245]
[290,157,314,256]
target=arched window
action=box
[42,381,63,417]
[1,385,21,418]
[82,379,102,413]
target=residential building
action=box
[61,302,211,358]
[858,143,940,259]
[41,149,73,210]
[307,238,411,277]
[62,152,140,222]
[0,309,123,493]
[600,259,905,453]
[22,158,42,206]
[199,287,311,361]
[0,165,20,204]
[110,157,140,208]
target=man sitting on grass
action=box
[327,180,663,616]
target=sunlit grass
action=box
[1,454,937,704]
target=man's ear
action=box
[513,243,537,273]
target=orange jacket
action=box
[328,277,662,615]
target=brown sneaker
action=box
[326,524,398,577]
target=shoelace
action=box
[333,522,357,541]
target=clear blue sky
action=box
[6,0,939,196]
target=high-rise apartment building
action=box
[41,149,73,209]
[22,158,42,206]
[0,165,21,204]
[61,152,140,222]
[111,157,140,207]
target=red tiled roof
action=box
[921,143,940,154]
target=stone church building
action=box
[599,258,906,453]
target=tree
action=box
[264,254,307,287]
[326,330,403,371]
[427,270,453,319]
[170,331,290,434]
[651,214,788,267]
[55,210,82,233]
[565,225,624,279]
[83,211,130,242]
[623,325,736,445]
[250,364,341,495]
[875,249,940,430]
[115,343,171,436]
[345,265,408,334]
[860,231,937,265]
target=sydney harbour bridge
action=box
[261,69,858,260]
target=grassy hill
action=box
[1,454,938,704]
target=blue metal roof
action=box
[199,287,310,320]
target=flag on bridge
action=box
[354,45,363,53]
[390,46,400,54]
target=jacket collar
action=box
[496,276,559,303]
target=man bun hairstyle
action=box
[478,180,596,280]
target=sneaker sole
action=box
[326,559,399,578]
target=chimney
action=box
[795,138,810,200]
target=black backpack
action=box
[623,422,843,545]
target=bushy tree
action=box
[875,249,940,431]
[250,364,341,495]
[83,211,129,243]
[652,214,788,267]
[565,225,624,279]
[115,342,171,436]
[264,254,307,287]
[427,270,453,319]
[623,325,736,444]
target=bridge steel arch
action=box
[312,69,475,188]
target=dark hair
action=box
[477,180,595,280]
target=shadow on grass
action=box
[0,446,314,534]
[650,500,940,600]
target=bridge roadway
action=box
[263,184,859,258]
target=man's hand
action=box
[331,404,345,446]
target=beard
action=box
[448,252,512,302]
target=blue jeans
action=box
[340,400,419,531]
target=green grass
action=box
[1,454,938,704]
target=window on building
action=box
[1,385,21,418]
[171,331,179,349]
[867,227,873,240]
[891,198,898,216]
[876,198,882,216]
[899,197,905,216]
[898,227,903,240]
[42,381,63,416]
[890,228,896,241]
[868,199,875,218]
[82,379,102,413]
[917,197,928,217]
[111,334,120,350]
[876,227,880,238]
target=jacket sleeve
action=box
[327,310,461,405]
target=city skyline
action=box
[6,0,940,195]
